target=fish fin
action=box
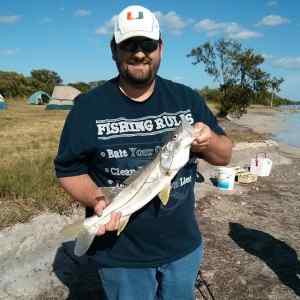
[158,184,171,206]
[60,220,85,240]
[74,226,96,256]
[117,215,130,236]
[100,187,123,203]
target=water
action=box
[274,105,300,148]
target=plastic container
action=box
[250,153,272,177]
[216,167,235,191]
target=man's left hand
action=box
[191,122,212,151]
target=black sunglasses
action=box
[118,38,160,53]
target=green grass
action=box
[0,100,73,229]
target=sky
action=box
[1,0,300,101]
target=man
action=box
[54,5,232,300]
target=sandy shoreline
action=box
[231,106,285,134]
[230,105,300,157]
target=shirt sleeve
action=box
[54,97,95,178]
[191,92,225,135]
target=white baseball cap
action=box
[114,5,160,44]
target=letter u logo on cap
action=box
[127,11,144,20]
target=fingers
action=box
[96,212,122,236]
[105,212,122,231]
[96,225,106,236]
[192,122,212,147]
[94,190,122,236]
[95,187,106,198]
[193,122,205,135]
[94,199,107,216]
[191,140,209,149]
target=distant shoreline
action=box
[231,105,300,157]
[231,105,284,134]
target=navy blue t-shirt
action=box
[54,76,225,267]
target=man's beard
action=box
[117,58,160,87]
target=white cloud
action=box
[0,48,19,55]
[272,57,300,70]
[194,19,262,40]
[267,1,277,7]
[229,30,262,39]
[0,15,21,24]
[95,16,116,35]
[257,15,289,26]
[194,19,221,34]
[154,11,190,35]
[262,53,274,59]
[74,9,91,17]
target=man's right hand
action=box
[94,190,122,236]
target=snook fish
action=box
[72,119,196,256]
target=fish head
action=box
[160,118,195,172]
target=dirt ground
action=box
[194,118,300,300]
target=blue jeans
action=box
[98,245,203,300]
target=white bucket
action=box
[216,167,235,191]
[250,153,272,177]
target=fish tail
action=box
[61,220,86,239]
[74,226,96,256]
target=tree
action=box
[198,86,222,104]
[68,82,91,93]
[0,69,109,100]
[0,71,32,98]
[30,69,63,94]
[269,77,284,107]
[187,39,284,117]
[68,80,107,93]
[88,80,106,89]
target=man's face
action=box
[113,37,163,86]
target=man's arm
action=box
[58,175,121,235]
[59,174,100,209]
[191,122,233,166]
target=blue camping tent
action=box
[0,94,7,110]
[28,91,51,105]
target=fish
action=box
[70,119,196,256]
